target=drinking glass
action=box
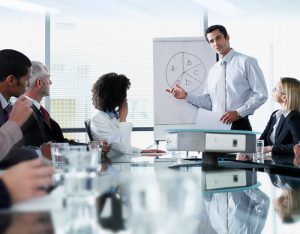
[172,151,182,164]
[254,139,264,163]
[50,143,69,183]
[88,140,103,169]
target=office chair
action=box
[84,118,94,141]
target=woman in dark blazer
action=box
[259,77,300,155]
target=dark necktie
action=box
[40,105,52,129]
[3,104,12,122]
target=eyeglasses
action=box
[272,87,285,94]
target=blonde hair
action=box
[276,188,300,223]
[280,77,300,111]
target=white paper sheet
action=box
[196,108,232,130]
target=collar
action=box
[220,48,235,65]
[24,95,41,109]
[106,111,119,119]
[0,92,9,109]
[275,109,291,119]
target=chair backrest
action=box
[84,118,93,141]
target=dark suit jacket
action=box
[0,102,7,127]
[21,105,86,147]
[21,105,66,147]
[259,110,300,155]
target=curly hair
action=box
[92,72,131,111]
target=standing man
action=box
[166,25,268,130]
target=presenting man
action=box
[166,25,268,130]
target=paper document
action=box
[140,152,168,157]
[196,108,231,130]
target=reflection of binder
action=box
[205,169,251,190]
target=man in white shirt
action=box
[166,25,268,130]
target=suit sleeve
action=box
[259,112,275,146]
[272,113,300,155]
[0,146,38,169]
[0,121,23,160]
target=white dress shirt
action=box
[90,110,141,159]
[186,49,268,117]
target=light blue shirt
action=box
[186,49,268,117]
[106,111,119,120]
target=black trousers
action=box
[231,116,252,131]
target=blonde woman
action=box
[259,77,300,155]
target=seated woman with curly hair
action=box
[90,72,164,159]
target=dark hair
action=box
[0,49,31,82]
[92,72,131,111]
[205,25,228,42]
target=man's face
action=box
[207,29,230,58]
[13,67,31,97]
[40,75,52,97]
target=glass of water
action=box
[254,139,264,163]
[50,143,69,183]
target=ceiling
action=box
[0,0,299,19]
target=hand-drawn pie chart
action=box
[166,52,206,92]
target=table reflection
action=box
[0,212,54,234]
[269,172,300,223]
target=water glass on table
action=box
[172,151,182,164]
[88,140,103,169]
[50,142,69,184]
[254,139,264,163]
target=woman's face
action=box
[272,82,286,105]
[274,190,289,215]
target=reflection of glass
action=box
[63,151,98,200]
[122,173,200,234]
[64,198,99,234]
[0,212,54,234]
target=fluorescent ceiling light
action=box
[191,0,242,16]
[0,0,59,14]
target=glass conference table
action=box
[1,153,300,234]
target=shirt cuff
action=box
[236,108,248,118]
